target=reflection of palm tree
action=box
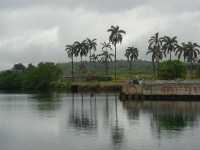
[111,94,124,146]
[68,93,97,133]
[107,25,126,80]
[103,93,110,126]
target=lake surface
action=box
[0,93,200,150]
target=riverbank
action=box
[71,81,123,93]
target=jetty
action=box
[120,80,200,101]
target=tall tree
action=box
[65,44,76,80]
[74,40,89,65]
[184,42,200,63]
[107,25,126,80]
[184,42,200,76]
[86,38,97,62]
[102,42,112,51]
[74,40,89,77]
[147,32,163,78]
[175,42,188,62]
[98,50,114,75]
[90,54,99,70]
[161,36,178,61]
[125,46,139,74]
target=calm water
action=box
[0,93,200,150]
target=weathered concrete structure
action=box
[120,80,200,101]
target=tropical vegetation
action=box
[1,25,200,91]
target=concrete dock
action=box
[120,80,200,101]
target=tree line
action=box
[65,25,200,80]
[0,63,63,91]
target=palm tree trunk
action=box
[71,55,74,81]
[130,61,132,75]
[105,61,108,75]
[156,61,160,78]
[90,50,91,62]
[129,60,131,75]
[191,62,194,78]
[152,59,156,79]
[170,51,172,61]
[114,44,117,80]
[81,56,83,80]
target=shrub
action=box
[195,65,200,78]
[158,60,186,80]
[0,71,23,90]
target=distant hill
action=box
[57,59,153,75]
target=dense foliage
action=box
[0,63,63,91]
[158,60,186,80]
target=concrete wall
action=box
[122,81,200,96]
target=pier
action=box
[120,80,200,101]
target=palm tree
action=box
[147,32,163,78]
[86,38,97,62]
[99,50,114,75]
[74,40,89,65]
[102,42,112,51]
[90,54,99,70]
[175,42,188,62]
[161,36,178,61]
[74,40,89,78]
[184,42,200,76]
[125,46,139,74]
[90,54,99,63]
[107,25,126,80]
[65,44,76,80]
[184,42,200,63]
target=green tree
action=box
[24,63,62,91]
[102,42,112,51]
[74,40,88,65]
[90,54,99,70]
[161,36,178,61]
[107,25,126,80]
[0,71,23,90]
[98,50,114,75]
[147,32,163,78]
[175,42,187,62]
[158,60,186,80]
[74,40,89,76]
[125,46,139,75]
[184,42,200,77]
[65,44,76,81]
[86,38,97,62]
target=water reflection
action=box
[111,94,124,147]
[122,101,200,137]
[1,93,200,150]
[29,93,62,112]
[68,93,97,133]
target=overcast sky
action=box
[0,0,200,70]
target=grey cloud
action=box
[0,0,200,70]
[1,0,200,14]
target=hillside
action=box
[57,59,153,76]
